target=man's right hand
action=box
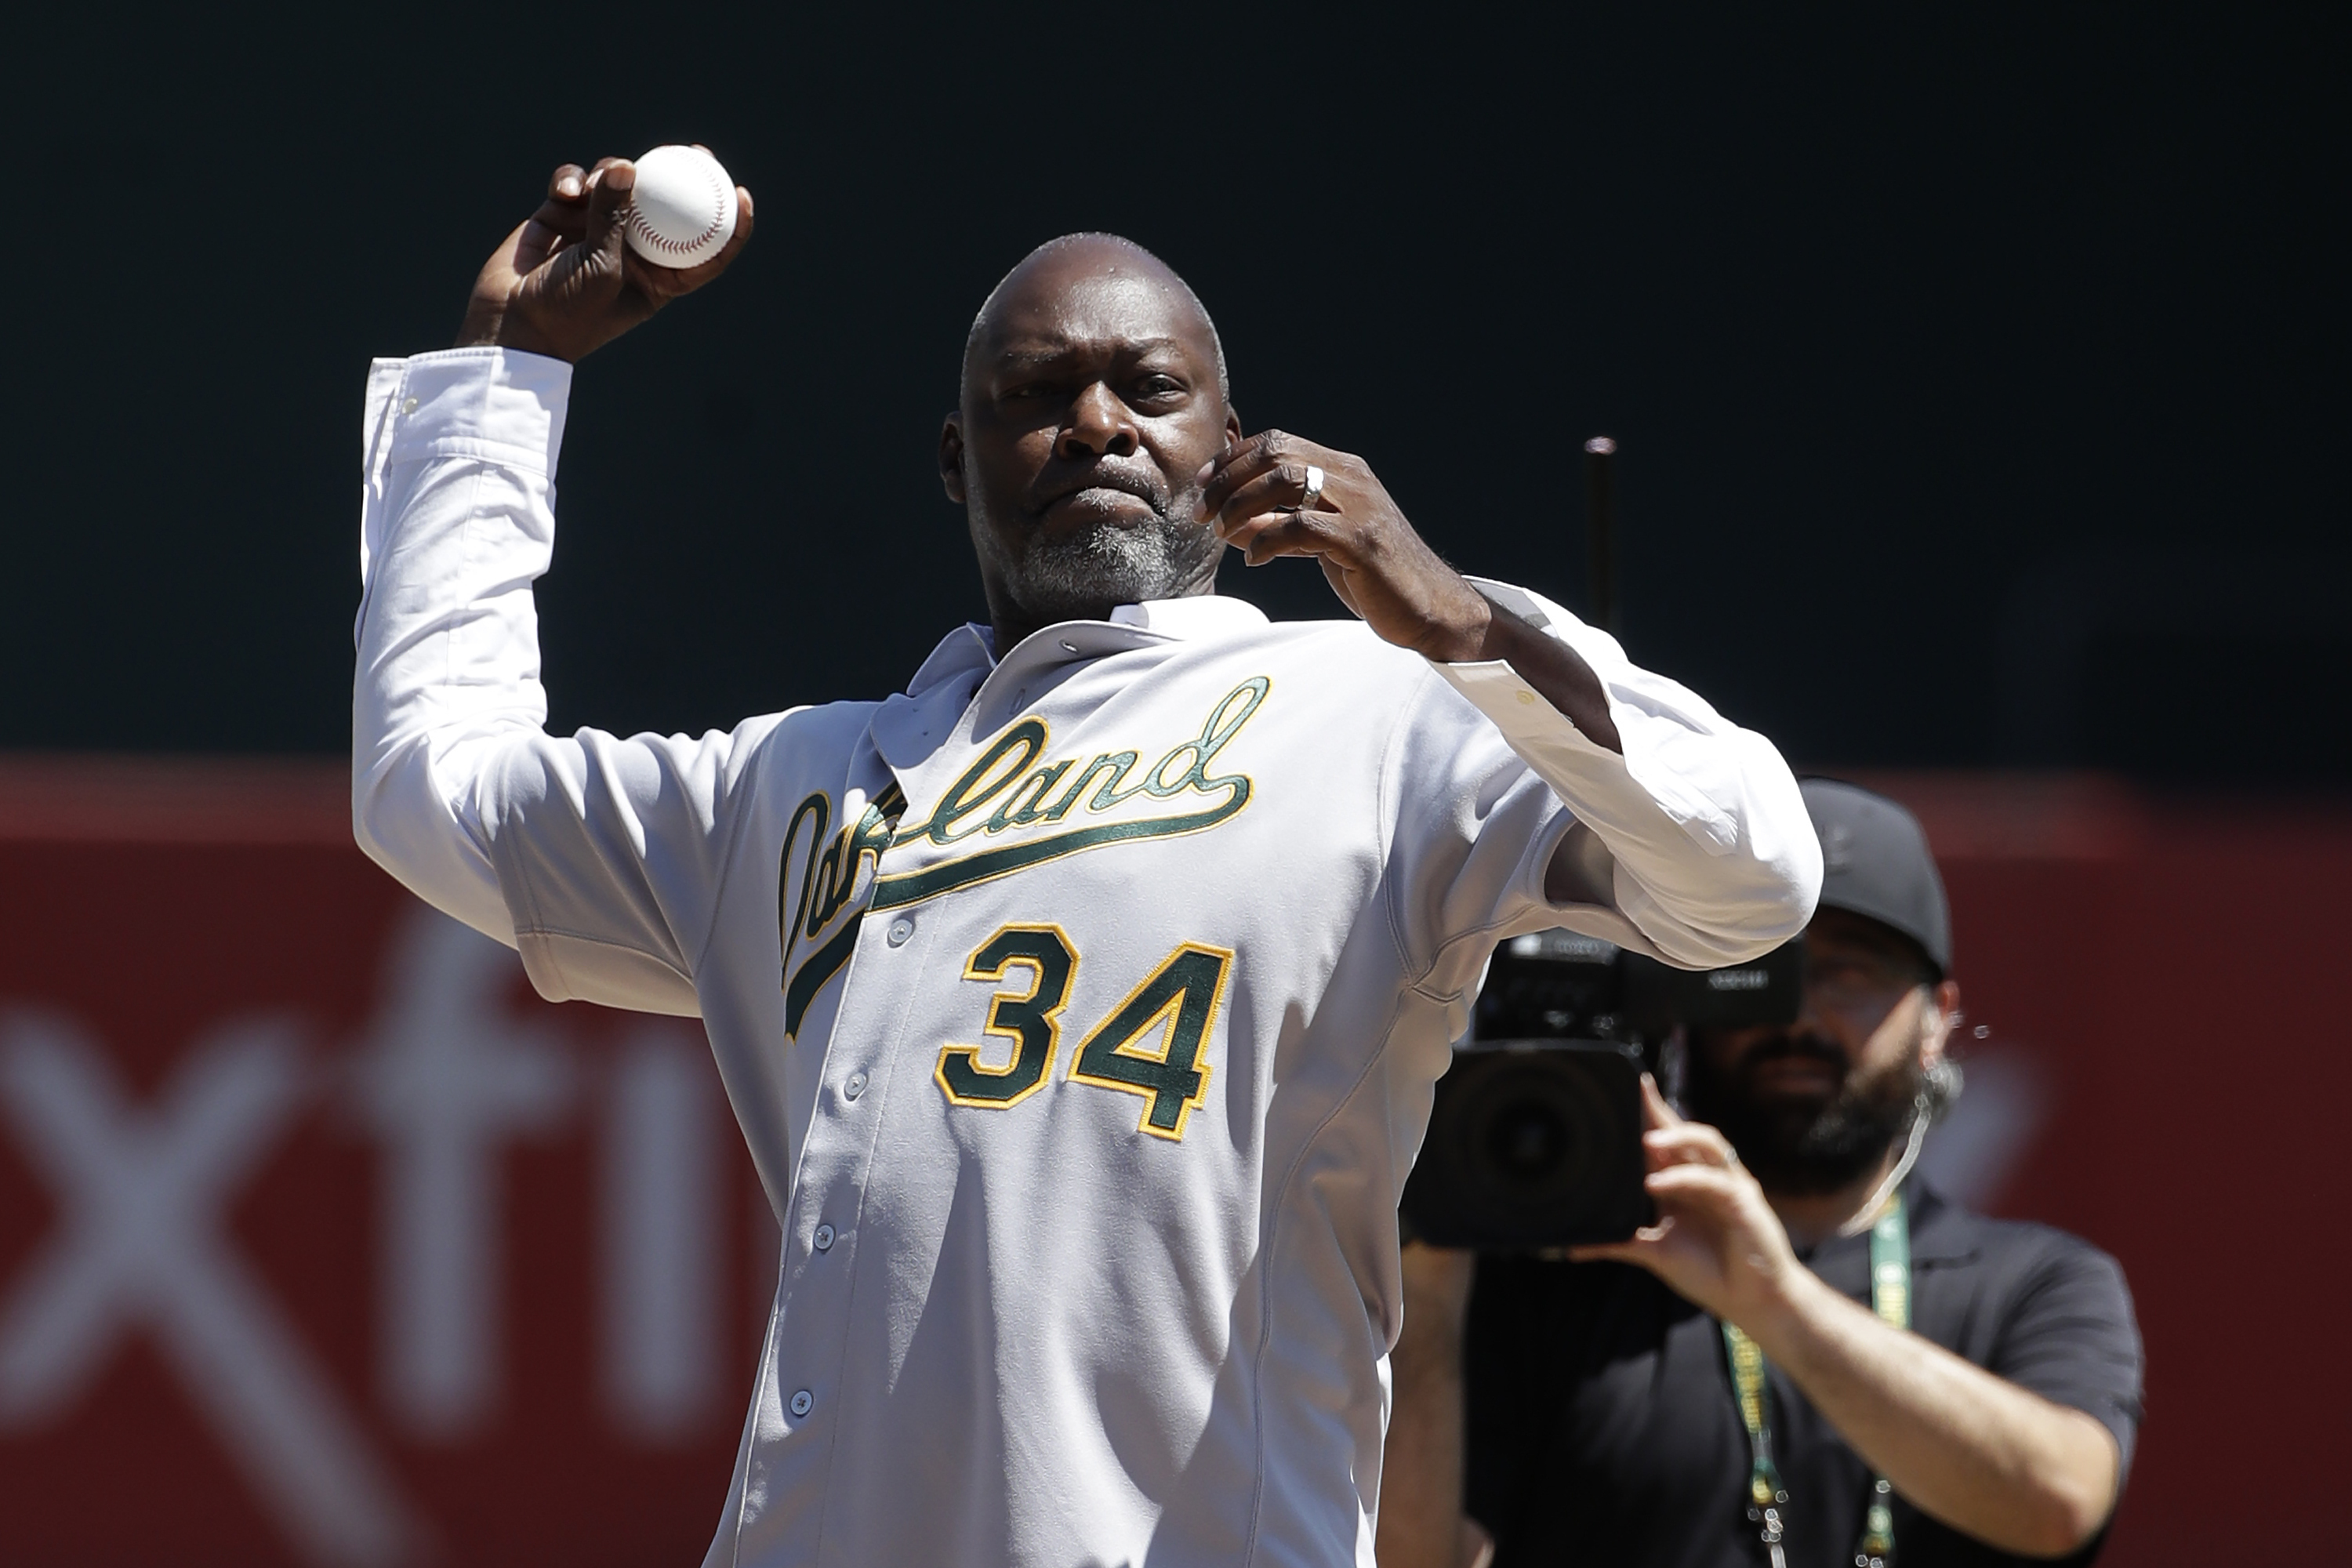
[1568,1075,1814,1338]
[454,158,754,362]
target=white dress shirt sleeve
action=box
[353,347,759,1017]
[354,347,568,943]
[1425,578,1821,971]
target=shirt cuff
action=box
[1423,575,1625,761]
[1430,655,1617,757]
[1425,577,1741,855]
[370,346,575,481]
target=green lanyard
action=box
[1721,1190,1911,1568]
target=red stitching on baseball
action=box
[627,159,728,259]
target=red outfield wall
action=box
[0,759,2340,1566]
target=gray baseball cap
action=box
[1800,778,1951,978]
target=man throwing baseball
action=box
[354,156,1822,1566]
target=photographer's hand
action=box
[1570,1076,1809,1329]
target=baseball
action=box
[623,145,739,270]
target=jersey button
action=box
[789,1389,814,1417]
[844,1072,868,1102]
[886,917,915,947]
[814,1224,835,1251]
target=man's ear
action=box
[938,414,967,503]
[1224,407,1243,452]
[1921,978,1962,1066]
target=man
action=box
[1379,779,2144,1567]
[353,156,1820,1566]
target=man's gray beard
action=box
[991,516,1217,626]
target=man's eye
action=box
[1134,376,1185,399]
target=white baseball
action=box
[623,145,739,270]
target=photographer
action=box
[1381,781,2143,1566]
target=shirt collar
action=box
[1797,1180,1979,1269]
[902,622,996,698]
[902,594,1269,698]
[1108,595,1270,637]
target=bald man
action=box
[354,159,1821,1566]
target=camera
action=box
[1400,929,1805,1250]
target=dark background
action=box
[3,5,2343,776]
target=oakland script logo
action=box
[782,677,1270,1033]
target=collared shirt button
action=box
[1515,688,1536,706]
[844,1072,868,1102]
[814,1224,835,1251]
[789,1388,814,1417]
[400,395,419,416]
[887,917,914,947]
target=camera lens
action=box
[1401,1040,1652,1249]
[1456,1056,1612,1216]
[1488,1102,1570,1183]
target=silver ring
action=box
[1298,463,1326,510]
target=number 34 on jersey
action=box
[935,924,1233,1142]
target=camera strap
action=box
[1721,1189,1911,1568]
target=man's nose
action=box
[1056,383,1138,459]
[1791,991,1831,1036]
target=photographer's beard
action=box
[1685,1028,1927,1198]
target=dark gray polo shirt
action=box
[1463,1184,2144,1566]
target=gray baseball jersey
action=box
[354,348,1820,1566]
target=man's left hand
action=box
[1198,431,1624,755]
[1570,1076,1815,1335]
[1196,432,1494,662]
